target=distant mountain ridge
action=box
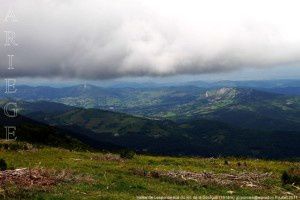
[1,84,299,131]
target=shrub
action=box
[119,149,135,159]
[0,158,7,171]
[0,142,32,151]
[282,168,300,185]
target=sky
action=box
[1,0,300,82]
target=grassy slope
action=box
[0,146,299,199]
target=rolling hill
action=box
[1,100,299,159]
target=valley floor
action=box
[0,145,299,200]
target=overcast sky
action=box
[0,0,300,80]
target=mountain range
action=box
[1,80,299,158]
[1,84,299,131]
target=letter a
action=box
[4,9,18,23]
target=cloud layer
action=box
[1,0,300,79]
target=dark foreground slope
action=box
[5,100,299,159]
[0,108,87,149]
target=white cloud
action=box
[0,0,300,79]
